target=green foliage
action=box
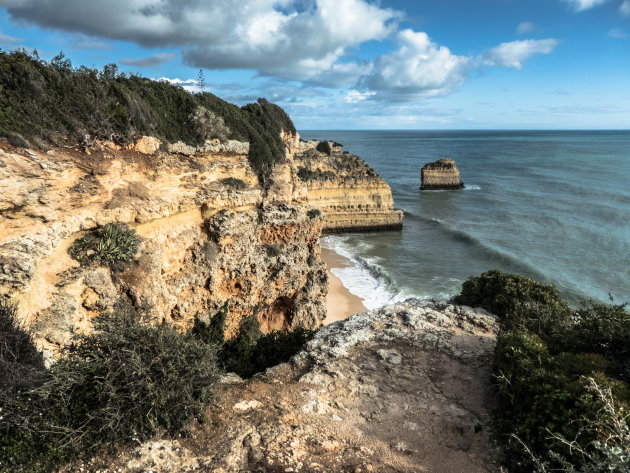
[68,223,139,266]
[307,208,322,219]
[455,271,630,472]
[0,296,44,390]
[191,305,315,379]
[266,244,283,258]
[0,50,295,183]
[191,303,228,346]
[297,166,336,182]
[0,302,220,473]
[219,177,248,189]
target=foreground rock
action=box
[294,141,404,233]
[420,158,464,190]
[70,299,501,473]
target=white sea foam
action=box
[321,236,403,310]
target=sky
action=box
[0,0,628,130]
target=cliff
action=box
[0,135,330,362]
[420,158,464,190]
[64,299,501,473]
[294,140,404,233]
[0,130,405,362]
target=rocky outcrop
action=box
[420,158,464,190]
[294,141,403,233]
[0,137,325,362]
[68,299,501,473]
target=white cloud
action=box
[345,90,375,103]
[482,39,559,69]
[0,29,21,44]
[2,0,399,81]
[562,0,610,11]
[608,27,629,38]
[517,22,535,34]
[120,52,177,67]
[621,0,630,16]
[360,29,471,100]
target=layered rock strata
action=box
[294,141,403,233]
[69,299,501,473]
[420,158,464,190]
[0,136,326,361]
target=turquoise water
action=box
[300,130,630,308]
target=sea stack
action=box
[420,158,464,190]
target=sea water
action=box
[300,130,630,308]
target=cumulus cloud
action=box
[517,22,535,34]
[561,0,610,11]
[621,0,630,16]
[482,39,559,69]
[1,0,399,80]
[359,29,471,100]
[120,52,177,67]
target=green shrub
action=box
[0,296,44,390]
[68,223,139,266]
[219,177,247,190]
[266,244,282,258]
[191,302,228,346]
[456,271,630,472]
[0,301,220,472]
[0,51,295,184]
[307,209,321,219]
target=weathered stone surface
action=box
[294,143,403,233]
[133,136,161,155]
[420,158,464,190]
[66,300,501,473]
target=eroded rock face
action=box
[420,158,464,190]
[70,300,501,473]
[294,141,404,233]
[0,139,324,361]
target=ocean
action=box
[299,130,630,309]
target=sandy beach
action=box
[321,247,367,324]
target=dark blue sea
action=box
[300,130,630,308]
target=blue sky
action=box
[0,0,628,130]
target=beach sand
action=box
[321,247,367,324]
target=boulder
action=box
[420,158,464,190]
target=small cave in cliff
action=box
[259,296,294,332]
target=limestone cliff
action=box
[0,136,326,362]
[294,140,403,233]
[420,158,464,190]
[64,300,501,473]
[0,131,403,362]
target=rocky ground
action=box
[66,299,502,473]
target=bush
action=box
[455,271,630,472]
[219,177,247,190]
[0,296,44,390]
[266,244,282,258]
[190,106,230,142]
[0,301,220,472]
[69,223,139,266]
[307,209,321,219]
[191,305,315,379]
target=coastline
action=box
[320,247,367,324]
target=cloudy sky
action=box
[0,0,628,129]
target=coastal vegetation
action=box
[68,223,139,267]
[0,49,295,181]
[0,298,312,472]
[455,270,629,473]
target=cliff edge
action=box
[294,140,404,233]
[63,299,501,473]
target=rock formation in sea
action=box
[71,299,501,473]
[0,132,401,362]
[294,140,404,233]
[420,158,464,190]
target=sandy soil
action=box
[321,247,367,324]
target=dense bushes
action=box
[0,49,294,181]
[0,301,220,472]
[455,270,630,472]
